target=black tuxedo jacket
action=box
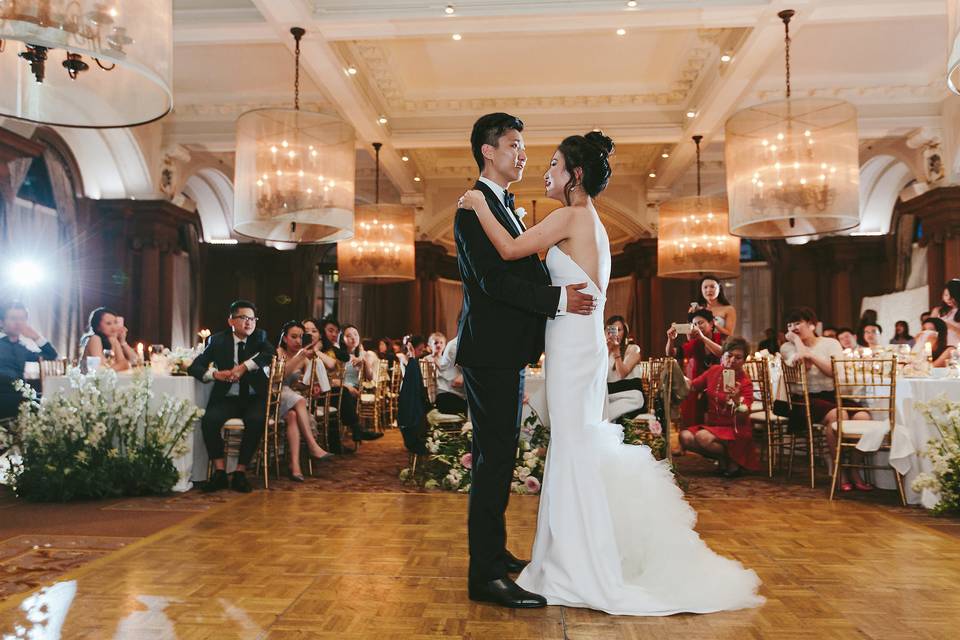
[187,329,274,404]
[454,181,561,369]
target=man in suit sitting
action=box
[0,301,58,420]
[188,300,274,493]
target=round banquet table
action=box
[880,376,960,508]
[43,372,212,492]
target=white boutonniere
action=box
[514,207,527,220]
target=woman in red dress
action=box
[679,337,761,477]
[665,308,724,428]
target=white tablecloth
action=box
[883,377,960,508]
[522,370,548,427]
[43,373,212,492]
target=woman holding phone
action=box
[605,315,643,420]
[678,337,760,477]
[666,308,724,429]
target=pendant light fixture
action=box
[337,142,416,283]
[658,135,740,279]
[725,9,859,238]
[233,27,355,244]
[0,1,173,128]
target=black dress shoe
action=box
[204,470,228,493]
[231,471,253,493]
[504,552,529,574]
[468,577,546,608]
[357,430,384,441]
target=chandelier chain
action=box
[693,135,703,197]
[291,27,306,110]
[779,9,795,99]
[372,142,382,204]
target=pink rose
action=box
[524,476,541,494]
[460,452,473,470]
[649,421,663,436]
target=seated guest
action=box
[933,279,960,345]
[821,326,838,339]
[376,337,398,365]
[780,307,874,492]
[605,315,644,421]
[79,307,138,371]
[0,302,58,420]
[277,321,332,481]
[836,327,858,351]
[301,318,339,371]
[434,334,467,415]
[858,322,883,349]
[919,318,957,367]
[339,324,383,442]
[188,300,274,493]
[679,337,761,478]
[889,320,915,347]
[426,332,447,361]
[758,328,780,354]
[666,308,723,429]
[398,334,427,368]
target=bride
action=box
[458,131,764,616]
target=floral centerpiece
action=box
[0,367,202,502]
[166,347,198,376]
[400,408,550,494]
[911,396,960,515]
[621,416,667,460]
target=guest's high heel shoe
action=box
[288,471,305,482]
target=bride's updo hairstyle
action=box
[557,131,615,205]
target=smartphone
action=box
[302,333,313,346]
[722,368,735,392]
[116,316,124,328]
[606,325,619,337]
[671,322,693,335]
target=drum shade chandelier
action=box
[658,135,740,279]
[233,27,355,244]
[0,1,173,128]
[724,9,859,238]
[338,142,415,283]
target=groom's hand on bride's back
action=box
[566,283,597,315]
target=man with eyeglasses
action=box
[188,299,274,493]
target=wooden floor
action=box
[0,488,958,639]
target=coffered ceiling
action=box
[166,0,951,248]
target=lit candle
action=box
[136,342,144,362]
[924,341,933,358]
[861,348,872,358]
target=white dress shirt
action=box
[203,333,263,396]
[436,336,466,399]
[477,176,567,316]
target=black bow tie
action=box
[504,192,515,212]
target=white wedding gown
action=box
[515,244,764,616]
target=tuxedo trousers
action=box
[463,366,525,584]
[201,395,266,466]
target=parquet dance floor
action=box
[1,487,958,639]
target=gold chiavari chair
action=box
[420,359,438,406]
[305,355,333,452]
[780,361,826,489]
[322,361,351,451]
[375,359,391,429]
[254,356,285,489]
[388,363,402,427]
[829,356,905,504]
[743,357,789,478]
[357,360,381,434]
[634,357,675,461]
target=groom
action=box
[454,113,597,608]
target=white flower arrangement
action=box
[2,367,203,501]
[911,395,960,514]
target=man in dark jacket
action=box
[0,302,58,420]
[188,300,274,493]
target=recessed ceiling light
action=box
[686,110,697,118]
[346,66,358,75]
[445,4,455,14]
[626,0,638,7]
[414,175,422,182]
[648,172,657,178]
[616,28,626,36]
[452,33,462,41]
[661,152,670,158]
[378,116,388,124]
[720,54,732,63]
[401,155,409,162]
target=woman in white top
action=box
[688,275,737,338]
[933,280,960,346]
[604,315,643,421]
[779,307,873,492]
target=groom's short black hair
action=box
[471,113,524,173]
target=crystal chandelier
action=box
[0,1,173,128]
[658,135,740,279]
[338,143,415,283]
[233,27,354,244]
[724,9,859,238]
